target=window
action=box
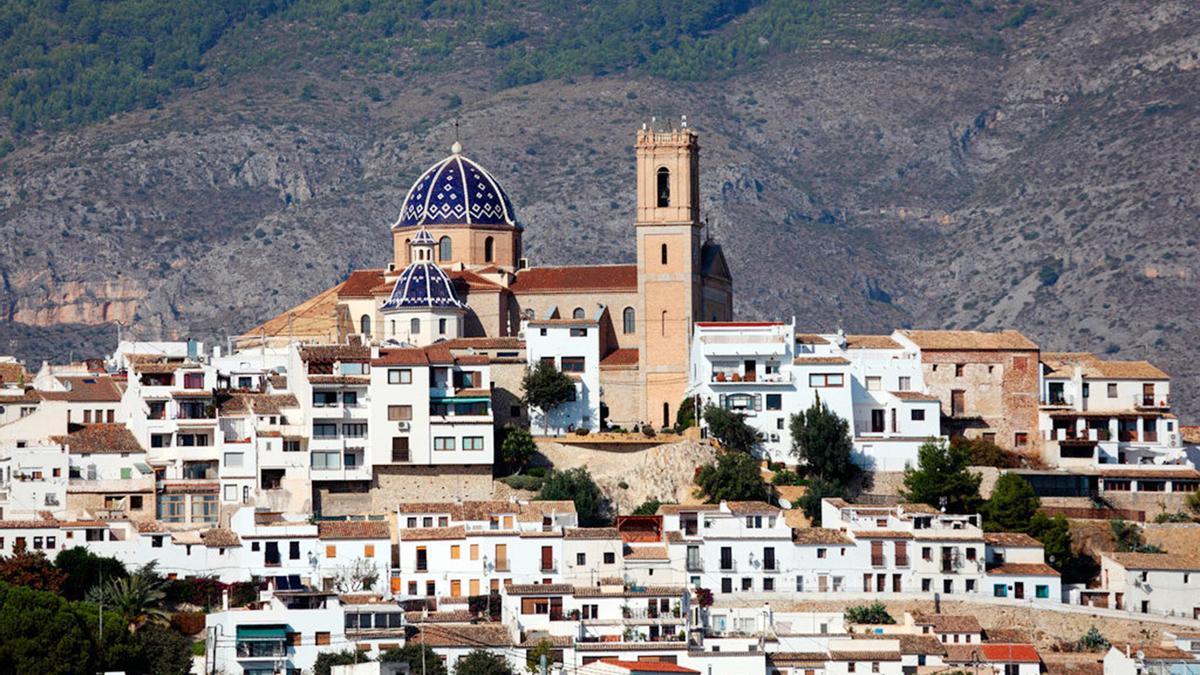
[192,495,218,524]
[569,327,587,337]
[283,440,301,452]
[313,423,338,438]
[343,423,367,438]
[224,452,244,468]
[955,364,965,377]
[763,577,775,592]
[462,436,485,451]
[388,369,412,385]
[577,553,586,566]
[157,495,185,523]
[1014,432,1028,448]
[661,243,668,265]
[656,167,670,207]
[224,485,238,501]
[484,236,494,262]
[922,546,932,561]
[809,373,844,388]
[438,236,452,261]
[1036,584,1049,599]
[721,578,732,594]
[315,632,330,646]
[1108,383,1118,398]
[898,376,911,391]
[290,541,300,560]
[866,376,882,391]
[817,548,827,559]
[312,451,340,469]
[848,663,856,673]
[313,391,339,407]
[451,545,460,560]
[388,405,413,421]
[623,307,636,334]
[434,437,455,451]
[572,307,585,319]
[561,357,585,373]
[438,318,447,335]
[766,394,782,411]
[603,552,615,565]
[360,314,371,336]
[993,584,1007,597]
[911,408,926,422]
[410,317,421,335]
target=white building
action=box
[1094,551,1200,618]
[525,308,606,435]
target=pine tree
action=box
[789,396,855,484]
[901,439,982,514]
[982,473,1040,532]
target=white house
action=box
[1095,551,1200,618]
[524,307,606,435]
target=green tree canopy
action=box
[982,473,1040,532]
[632,498,664,516]
[381,644,448,675]
[86,561,169,633]
[521,361,577,433]
[703,404,759,452]
[314,651,367,675]
[55,547,128,601]
[901,439,982,514]
[1111,519,1160,553]
[455,649,515,674]
[696,451,769,503]
[674,397,697,433]
[789,397,856,484]
[538,467,611,526]
[844,601,895,625]
[499,425,537,472]
[796,477,849,526]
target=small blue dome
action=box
[381,261,466,311]
[395,149,518,229]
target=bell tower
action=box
[635,119,703,430]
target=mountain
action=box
[1,0,1197,418]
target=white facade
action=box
[525,312,603,435]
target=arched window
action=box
[572,307,585,320]
[359,314,371,337]
[404,238,411,263]
[410,318,420,335]
[484,236,494,263]
[389,320,396,336]
[438,318,447,335]
[622,307,636,334]
[438,236,452,262]
[662,402,670,429]
[656,167,670,207]
[661,243,668,265]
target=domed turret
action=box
[394,146,518,229]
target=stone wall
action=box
[920,348,1040,456]
[315,465,494,516]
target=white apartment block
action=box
[524,309,605,435]
[689,321,941,470]
[1090,551,1200,618]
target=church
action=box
[243,121,733,430]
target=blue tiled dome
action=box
[381,261,466,311]
[395,147,518,229]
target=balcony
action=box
[1041,392,1075,408]
[718,559,736,572]
[540,558,558,573]
[236,640,287,659]
[686,557,704,573]
[1134,394,1169,410]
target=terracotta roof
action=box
[130,362,181,374]
[828,651,902,662]
[1182,426,1200,444]
[38,375,122,402]
[448,269,504,292]
[851,530,913,540]
[0,388,42,403]
[858,633,946,656]
[624,545,669,560]
[564,527,620,539]
[768,653,830,666]
[726,501,781,516]
[1041,352,1169,380]
[656,504,721,515]
[460,500,519,520]
[409,623,512,647]
[600,348,639,368]
[0,519,59,530]
[373,348,431,366]
[899,329,1038,351]
[792,356,850,365]
[912,614,983,634]
[573,585,683,598]
[0,362,26,385]
[510,264,638,293]
[398,526,465,541]
[240,280,342,342]
[505,583,574,595]
[403,609,474,623]
[890,391,940,401]
[978,644,1041,663]
[984,532,1042,547]
[201,528,241,548]
[791,528,853,545]
[1094,467,1200,480]
[519,634,574,648]
[518,500,576,521]
[987,562,1059,576]
[300,344,371,363]
[54,424,143,454]
[1041,655,1104,675]
[590,659,698,673]
[794,333,828,344]
[845,335,902,350]
[1105,551,1200,571]
[338,269,387,298]
[220,392,299,415]
[1112,643,1196,662]
[318,520,390,540]
[440,337,525,351]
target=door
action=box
[871,409,885,433]
[818,575,828,592]
[1142,383,1155,406]
[744,359,756,381]
[720,546,733,571]
[541,546,553,571]
[1014,582,1024,599]
[951,390,965,416]
[495,544,508,571]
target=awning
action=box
[236,625,287,640]
[432,397,491,404]
[134,462,153,475]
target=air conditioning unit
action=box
[397,422,410,431]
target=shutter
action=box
[754,394,762,411]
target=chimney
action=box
[222,589,229,610]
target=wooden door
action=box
[1014,582,1024,599]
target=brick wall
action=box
[920,348,1040,455]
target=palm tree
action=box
[86,561,170,632]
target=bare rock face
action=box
[1,0,1198,419]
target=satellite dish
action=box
[1136,651,1145,661]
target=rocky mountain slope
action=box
[0,0,1197,417]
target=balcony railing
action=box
[1134,395,1169,409]
[719,559,735,572]
[236,641,286,659]
[540,558,558,572]
[686,558,704,572]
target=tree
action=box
[499,425,537,472]
[131,624,193,675]
[844,602,895,625]
[673,397,696,433]
[789,397,856,484]
[982,473,1040,532]
[796,478,849,526]
[381,644,448,675]
[1077,626,1109,651]
[334,557,380,593]
[0,547,66,593]
[695,451,769,503]
[86,561,169,632]
[538,467,611,526]
[953,435,1021,468]
[455,649,515,675]
[521,361,577,433]
[525,640,554,674]
[55,547,127,601]
[703,404,759,452]
[314,650,366,675]
[901,439,982,514]
[1111,519,1160,553]
[632,498,664,516]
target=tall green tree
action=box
[538,467,611,526]
[674,397,697,433]
[702,404,759,452]
[796,478,849,526]
[314,651,367,675]
[499,425,537,472]
[456,649,515,674]
[901,439,982,514]
[86,561,169,633]
[55,547,128,601]
[982,473,1040,532]
[521,361,577,434]
[381,644,448,675]
[789,397,856,483]
[696,451,769,503]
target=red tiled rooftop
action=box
[510,264,637,293]
[600,348,639,368]
[337,269,387,298]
